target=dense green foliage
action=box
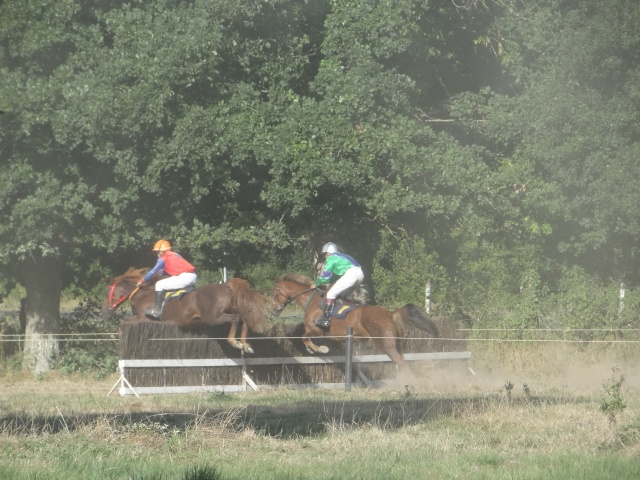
[1,0,640,370]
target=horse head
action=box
[100,267,148,320]
[272,274,317,316]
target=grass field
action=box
[1,343,640,480]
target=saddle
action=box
[318,297,362,319]
[162,287,195,304]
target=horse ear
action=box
[122,267,139,279]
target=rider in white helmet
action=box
[312,242,364,330]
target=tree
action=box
[0,0,520,367]
[0,0,330,371]
[0,0,103,372]
[257,0,509,277]
[6,0,637,361]
[448,0,640,288]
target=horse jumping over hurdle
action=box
[272,274,439,375]
[101,267,276,354]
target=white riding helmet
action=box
[321,242,339,254]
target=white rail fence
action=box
[109,351,472,397]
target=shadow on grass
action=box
[0,393,590,439]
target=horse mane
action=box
[226,277,273,333]
[277,273,314,286]
[112,267,149,284]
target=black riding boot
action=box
[145,292,164,320]
[315,302,333,331]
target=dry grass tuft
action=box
[1,342,640,479]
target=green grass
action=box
[0,421,638,480]
[2,342,640,480]
[0,371,639,480]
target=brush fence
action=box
[113,318,469,396]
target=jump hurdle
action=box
[109,351,472,396]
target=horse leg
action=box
[300,311,331,354]
[372,336,422,382]
[219,313,245,351]
[375,338,405,365]
[303,337,330,355]
[239,322,254,354]
[303,323,330,354]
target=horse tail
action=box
[225,278,269,333]
[392,303,439,338]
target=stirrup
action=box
[314,317,330,331]
[145,309,161,320]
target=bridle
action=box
[107,281,141,312]
[272,285,318,314]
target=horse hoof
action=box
[318,345,329,354]
[245,346,254,354]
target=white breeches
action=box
[326,267,364,300]
[155,272,197,292]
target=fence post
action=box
[425,282,431,315]
[222,251,230,283]
[345,326,353,391]
[618,282,625,316]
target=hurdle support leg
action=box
[356,365,372,387]
[107,364,140,398]
[242,370,258,391]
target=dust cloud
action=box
[404,354,640,395]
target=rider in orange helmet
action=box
[137,240,197,319]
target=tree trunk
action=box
[22,253,61,374]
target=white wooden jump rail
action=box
[108,351,472,397]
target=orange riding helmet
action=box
[152,239,172,252]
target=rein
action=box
[275,286,318,313]
[108,282,141,311]
[303,289,318,312]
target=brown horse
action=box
[101,267,274,354]
[272,274,439,370]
